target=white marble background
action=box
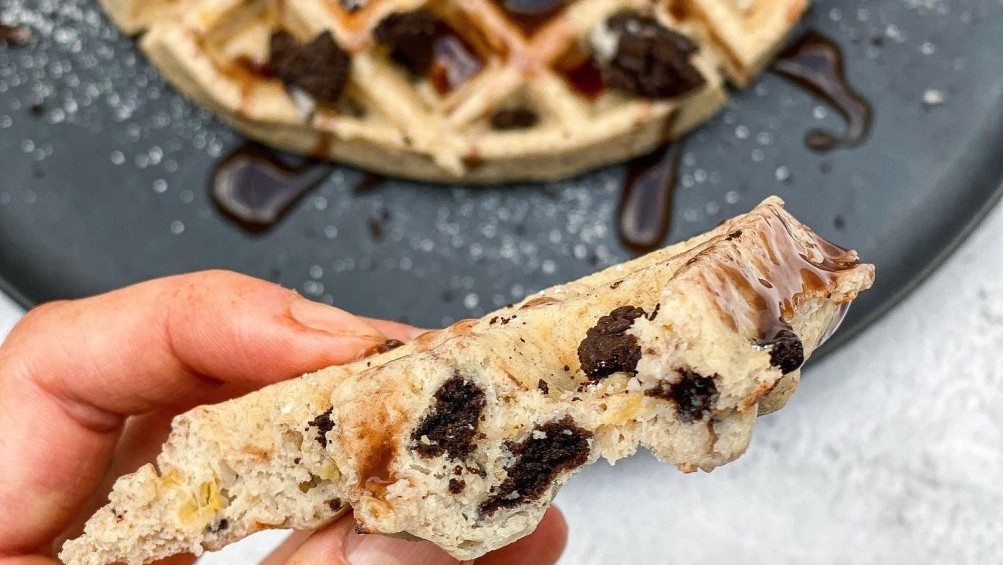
[2,202,1002,564]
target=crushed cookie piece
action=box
[308,408,335,448]
[599,12,705,98]
[374,9,437,74]
[479,417,591,515]
[269,31,350,103]
[411,373,486,460]
[757,328,804,374]
[449,478,466,493]
[537,379,550,394]
[577,305,646,381]
[645,370,719,423]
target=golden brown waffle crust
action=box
[98,0,807,182]
[61,197,873,565]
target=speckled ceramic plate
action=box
[1,0,1001,356]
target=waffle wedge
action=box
[62,198,873,564]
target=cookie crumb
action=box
[308,408,335,447]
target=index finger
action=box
[0,270,395,555]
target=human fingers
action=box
[263,506,568,565]
[0,270,389,555]
[474,507,567,565]
[357,317,428,343]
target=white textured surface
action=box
[1,203,1002,564]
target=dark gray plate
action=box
[1,0,1001,355]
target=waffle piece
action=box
[60,198,874,565]
[97,0,806,182]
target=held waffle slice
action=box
[99,0,806,182]
[61,198,873,565]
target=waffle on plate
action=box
[100,0,807,182]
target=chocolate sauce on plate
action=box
[354,172,387,193]
[772,32,873,152]
[617,143,682,253]
[0,22,31,46]
[210,143,332,233]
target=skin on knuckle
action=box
[3,300,70,347]
[178,270,295,305]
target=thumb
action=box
[266,517,461,565]
[266,507,567,565]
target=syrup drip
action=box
[772,32,873,152]
[617,143,682,253]
[0,22,31,46]
[354,172,387,193]
[210,143,331,233]
[362,440,397,497]
[702,209,864,340]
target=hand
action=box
[0,270,567,565]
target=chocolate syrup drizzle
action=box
[701,209,863,341]
[210,143,332,233]
[617,143,682,253]
[354,172,387,193]
[772,32,873,152]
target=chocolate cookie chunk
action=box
[758,328,804,374]
[577,305,647,381]
[268,31,350,103]
[645,370,719,423]
[374,9,438,75]
[412,373,487,460]
[308,408,335,448]
[600,13,705,98]
[480,416,591,515]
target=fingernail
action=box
[343,530,459,565]
[289,297,385,339]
